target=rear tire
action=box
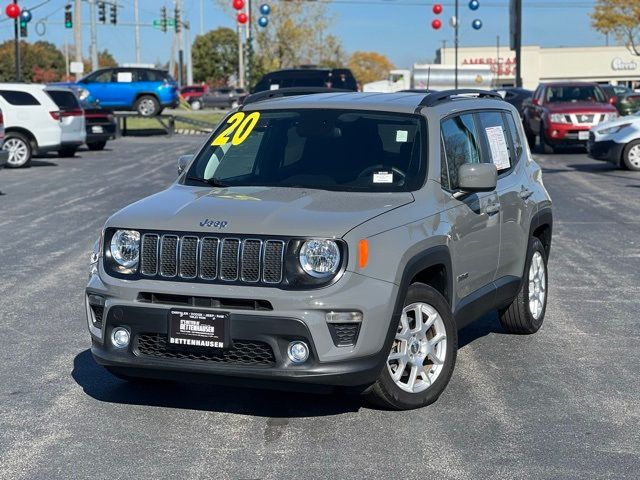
[2,132,32,168]
[622,140,640,171]
[524,126,536,149]
[190,99,202,111]
[58,147,77,158]
[498,237,548,334]
[135,95,160,117]
[366,283,457,410]
[87,141,107,151]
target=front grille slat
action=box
[160,235,179,277]
[220,239,240,281]
[138,232,285,286]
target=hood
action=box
[545,102,617,114]
[591,112,640,131]
[106,184,415,238]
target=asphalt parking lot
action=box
[0,136,638,479]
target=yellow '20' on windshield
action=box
[211,112,261,146]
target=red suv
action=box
[523,82,618,153]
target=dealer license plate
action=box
[168,309,228,349]
[578,131,589,141]
[91,126,104,133]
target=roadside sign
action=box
[153,18,175,29]
[70,61,84,74]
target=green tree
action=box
[0,40,65,82]
[591,0,640,55]
[347,51,395,86]
[192,27,238,85]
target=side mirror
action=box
[532,98,540,106]
[457,163,497,193]
[177,154,193,175]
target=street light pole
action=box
[89,0,98,70]
[134,0,141,63]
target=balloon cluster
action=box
[5,3,21,19]
[232,0,270,27]
[430,1,482,31]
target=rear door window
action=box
[476,111,514,173]
[0,90,41,106]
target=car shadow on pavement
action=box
[30,160,58,167]
[458,311,505,349]
[71,349,363,417]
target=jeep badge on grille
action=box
[200,219,228,228]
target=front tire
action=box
[190,99,202,111]
[2,132,32,168]
[540,126,555,154]
[498,237,548,334]
[366,283,457,410]
[135,95,160,117]
[622,140,640,171]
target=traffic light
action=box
[20,21,27,38]
[160,6,167,33]
[98,2,106,23]
[64,5,73,29]
[109,4,117,25]
[174,5,181,32]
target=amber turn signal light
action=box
[358,239,369,269]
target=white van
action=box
[0,83,62,168]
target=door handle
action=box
[519,188,533,200]
[485,203,501,215]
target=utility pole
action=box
[200,0,204,35]
[13,0,20,82]
[134,0,141,63]
[454,0,459,89]
[176,0,184,86]
[496,35,500,87]
[246,0,253,87]
[89,0,98,70]
[74,0,82,78]
[510,0,522,88]
[186,22,193,85]
[237,24,245,88]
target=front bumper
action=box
[86,265,399,388]
[544,123,591,145]
[587,137,624,165]
[90,305,384,388]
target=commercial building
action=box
[436,45,640,90]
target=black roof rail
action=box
[417,89,504,109]
[242,87,352,106]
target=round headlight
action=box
[77,88,90,101]
[110,229,140,269]
[299,239,341,278]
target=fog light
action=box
[287,341,309,364]
[111,327,130,349]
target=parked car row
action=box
[0,83,116,168]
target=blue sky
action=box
[0,0,606,69]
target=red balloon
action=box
[433,4,443,15]
[5,3,21,19]
[431,18,442,29]
[232,0,244,11]
[237,12,248,24]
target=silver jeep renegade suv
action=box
[86,89,552,410]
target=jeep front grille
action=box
[139,233,285,285]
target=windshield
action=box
[545,85,606,103]
[186,109,426,192]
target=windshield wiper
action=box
[186,176,229,188]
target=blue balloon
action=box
[260,4,270,15]
[472,18,483,30]
[469,0,479,11]
[258,16,269,27]
[20,9,32,23]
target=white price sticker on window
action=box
[485,125,511,171]
[396,130,408,142]
[373,171,393,183]
[117,71,133,83]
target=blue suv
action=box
[74,67,179,116]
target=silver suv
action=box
[86,89,553,410]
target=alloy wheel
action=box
[138,98,156,116]
[528,251,546,319]
[386,302,447,393]
[3,138,28,166]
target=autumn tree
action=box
[591,0,640,55]
[347,51,395,85]
[0,40,65,82]
[192,27,238,85]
